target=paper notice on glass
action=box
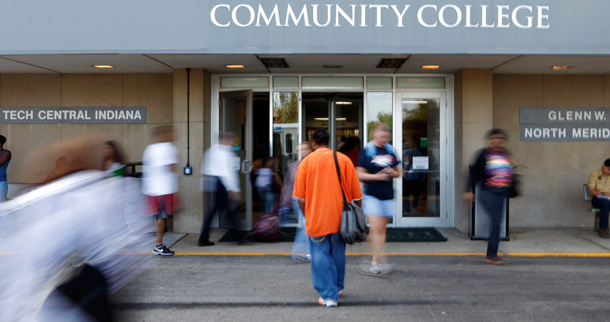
[412,156,429,170]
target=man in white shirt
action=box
[142,126,179,256]
[198,131,246,246]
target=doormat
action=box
[219,227,446,243]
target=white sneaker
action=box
[318,297,338,307]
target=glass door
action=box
[395,91,447,227]
[218,90,253,231]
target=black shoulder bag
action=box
[333,151,368,244]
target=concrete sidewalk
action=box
[169,227,610,257]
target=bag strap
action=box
[333,151,349,206]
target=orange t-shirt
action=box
[293,148,363,238]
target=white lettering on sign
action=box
[573,128,610,139]
[210,4,550,29]
[524,128,566,139]
[547,110,606,122]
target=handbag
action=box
[333,151,369,244]
[509,172,521,198]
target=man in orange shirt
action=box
[293,129,362,307]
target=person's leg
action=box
[309,235,339,302]
[479,189,504,258]
[329,233,346,293]
[155,218,166,246]
[411,180,421,214]
[291,199,310,258]
[0,180,8,237]
[592,198,610,235]
[368,215,389,264]
[198,190,217,244]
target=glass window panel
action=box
[396,77,445,88]
[221,76,269,88]
[302,77,363,90]
[367,77,393,89]
[273,76,299,89]
[401,96,441,218]
[366,92,393,142]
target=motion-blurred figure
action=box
[356,123,400,275]
[402,135,423,216]
[199,131,248,246]
[280,142,312,261]
[0,134,151,321]
[465,129,514,265]
[103,140,126,177]
[0,134,12,237]
[142,126,178,256]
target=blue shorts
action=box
[362,194,394,218]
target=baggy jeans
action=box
[309,233,345,302]
[592,197,610,230]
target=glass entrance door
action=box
[395,92,447,227]
[218,90,253,230]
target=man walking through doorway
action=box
[293,129,362,307]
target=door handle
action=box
[241,160,251,174]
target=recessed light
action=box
[226,64,245,69]
[93,65,114,69]
[335,101,353,105]
[421,65,440,69]
[552,65,571,70]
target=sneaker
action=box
[318,297,338,307]
[197,240,215,247]
[152,245,175,256]
[485,256,505,265]
[292,253,311,262]
[599,229,610,238]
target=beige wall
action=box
[0,72,173,181]
[493,74,609,227]
[454,69,494,233]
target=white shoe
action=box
[318,297,338,307]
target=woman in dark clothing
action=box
[464,129,514,265]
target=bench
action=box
[583,184,601,232]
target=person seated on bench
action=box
[588,158,610,238]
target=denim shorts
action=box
[362,194,395,218]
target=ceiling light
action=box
[226,64,244,68]
[421,65,440,69]
[551,65,571,70]
[93,65,114,69]
[259,58,289,68]
[377,58,407,69]
[335,101,352,105]
[403,100,428,104]
[314,117,347,121]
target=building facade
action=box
[1,0,609,233]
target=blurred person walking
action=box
[356,123,400,275]
[0,135,11,237]
[464,129,514,265]
[0,134,151,321]
[103,140,127,177]
[280,142,312,261]
[402,135,423,216]
[142,126,178,256]
[199,131,249,246]
[293,129,362,307]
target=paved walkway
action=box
[169,227,610,257]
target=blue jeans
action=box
[592,197,610,230]
[291,199,310,256]
[0,180,8,237]
[257,186,275,213]
[309,233,345,301]
[479,187,506,258]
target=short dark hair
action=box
[486,128,508,141]
[312,129,329,146]
[0,135,5,145]
[604,158,610,167]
